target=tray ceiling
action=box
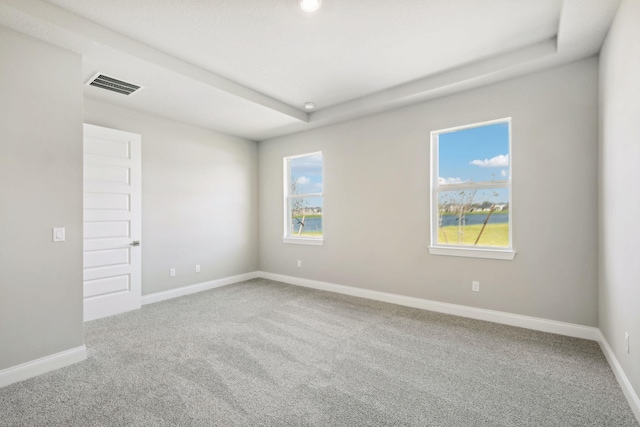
[0,0,620,140]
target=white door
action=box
[83,124,141,322]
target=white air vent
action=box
[86,73,143,96]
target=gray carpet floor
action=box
[0,278,637,426]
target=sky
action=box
[287,123,510,211]
[437,121,510,203]
[289,153,323,208]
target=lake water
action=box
[440,212,508,227]
[293,217,322,232]
[294,213,507,233]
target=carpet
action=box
[0,278,637,426]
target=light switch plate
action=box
[53,227,65,242]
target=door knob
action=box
[130,241,140,247]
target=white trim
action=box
[597,331,640,424]
[428,246,516,260]
[435,181,510,190]
[433,117,514,135]
[83,123,142,323]
[283,151,324,241]
[0,0,307,122]
[257,271,598,341]
[282,237,324,246]
[0,346,87,389]
[111,271,640,423]
[4,273,637,424]
[141,272,260,305]
[430,117,513,255]
[289,192,323,199]
[284,151,323,161]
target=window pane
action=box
[438,122,509,184]
[436,189,509,247]
[289,196,322,237]
[290,153,322,194]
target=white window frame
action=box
[429,118,515,260]
[283,151,324,246]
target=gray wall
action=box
[84,99,258,296]
[599,0,640,399]
[0,28,84,370]
[259,58,599,327]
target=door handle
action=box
[130,241,140,247]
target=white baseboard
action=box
[0,345,87,388]
[140,269,596,341]
[259,271,640,423]
[257,271,599,341]
[141,271,260,305]
[597,331,640,424]
[2,272,637,424]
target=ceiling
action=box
[0,0,620,141]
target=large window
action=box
[430,118,514,260]
[283,152,323,245]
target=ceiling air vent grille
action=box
[86,73,143,96]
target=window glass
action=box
[290,154,323,194]
[437,189,509,247]
[438,123,510,183]
[284,152,323,242]
[431,119,512,255]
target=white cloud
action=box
[296,176,310,185]
[500,169,508,177]
[470,154,509,168]
[438,177,464,185]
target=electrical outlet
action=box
[170,268,176,277]
[195,264,201,273]
[472,281,480,292]
[297,260,302,268]
[625,332,629,353]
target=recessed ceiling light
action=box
[300,0,322,13]
[304,102,315,110]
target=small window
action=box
[283,152,323,245]
[429,119,514,260]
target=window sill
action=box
[428,246,516,260]
[282,237,324,246]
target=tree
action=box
[290,176,307,235]
[439,190,477,243]
[438,189,499,244]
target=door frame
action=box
[83,123,142,322]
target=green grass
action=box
[297,231,323,237]
[438,223,509,247]
[441,210,509,216]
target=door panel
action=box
[83,124,141,322]
[83,264,133,282]
[84,221,130,239]
[84,193,130,210]
[84,248,129,269]
[84,164,130,184]
[84,136,131,158]
[84,275,130,298]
